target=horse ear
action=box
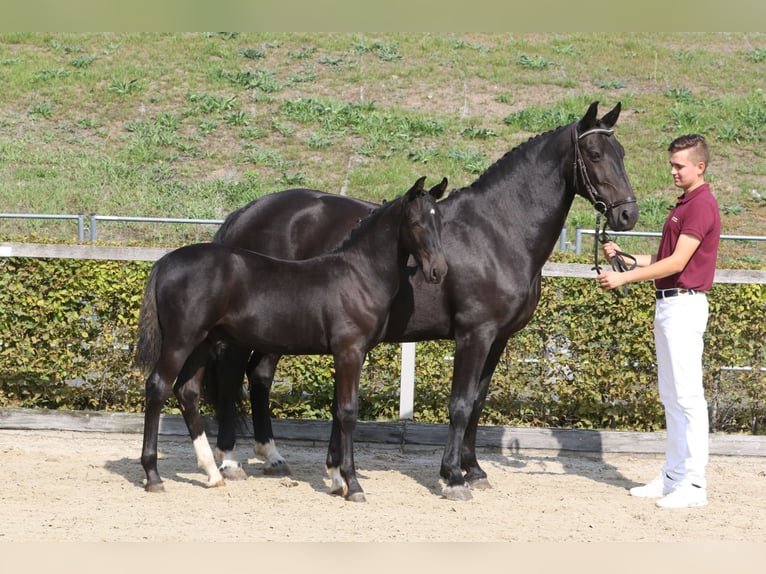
[429,177,448,200]
[599,101,622,128]
[578,101,599,133]
[407,176,427,199]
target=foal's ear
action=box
[428,177,448,200]
[599,101,622,129]
[407,176,427,199]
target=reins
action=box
[591,211,637,297]
[573,125,638,297]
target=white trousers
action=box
[654,293,709,488]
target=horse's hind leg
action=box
[248,352,290,475]
[141,368,175,492]
[210,343,249,480]
[175,344,225,489]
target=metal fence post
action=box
[89,213,97,241]
[575,226,582,255]
[77,213,85,242]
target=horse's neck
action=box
[340,200,405,291]
[448,128,575,268]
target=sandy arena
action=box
[1,428,765,543]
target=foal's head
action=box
[401,176,448,284]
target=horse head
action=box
[402,176,449,284]
[574,101,639,232]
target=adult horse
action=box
[209,101,639,501]
[136,176,448,500]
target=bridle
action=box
[572,125,638,296]
[572,125,637,216]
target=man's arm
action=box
[598,234,701,290]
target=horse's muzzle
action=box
[609,201,639,231]
[424,256,448,284]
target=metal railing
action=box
[4,213,766,253]
[573,227,766,255]
[0,212,224,242]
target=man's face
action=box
[669,148,705,192]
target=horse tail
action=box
[135,264,162,373]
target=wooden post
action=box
[399,342,416,420]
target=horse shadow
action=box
[101,427,644,498]
[103,434,228,490]
[101,435,355,496]
[261,424,646,498]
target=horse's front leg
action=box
[248,352,290,476]
[176,344,225,489]
[326,348,365,502]
[460,335,510,490]
[325,386,345,496]
[440,330,495,501]
[141,368,174,492]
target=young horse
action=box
[209,101,640,501]
[135,176,448,500]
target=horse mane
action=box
[330,195,399,253]
[460,123,570,195]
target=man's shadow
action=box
[492,427,645,492]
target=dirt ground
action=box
[1,428,765,544]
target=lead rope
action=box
[592,212,637,297]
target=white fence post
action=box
[399,342,416,420]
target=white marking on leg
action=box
[327,466,346,496]
[193,433,225,487]
[216,447,247,479]
[216,448,241,470]
[254,439,288,470]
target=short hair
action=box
[668,134,710,171]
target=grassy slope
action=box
[0,32,765,265]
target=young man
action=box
[597,134,721,509]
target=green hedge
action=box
[1,257,764,432]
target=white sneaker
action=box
[655,481,708,509]
[629,473,676,498]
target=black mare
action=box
[135,176,448,500]
[209,101,639,501]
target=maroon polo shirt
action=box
[655,183,721,291]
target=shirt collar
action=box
[677,182,709,205]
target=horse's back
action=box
[215,188,375,259]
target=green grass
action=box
[1,32,765,265]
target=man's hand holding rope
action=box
[598,240,633,291]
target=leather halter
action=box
[572,125,637,217]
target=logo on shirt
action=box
[671,216,679,223]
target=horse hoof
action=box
[220,465,247,480]
[207,478,226,488]
[263,460,291,476]
[329,484,345,496]
[346,492,367,503]
[441,484,473,501]
[468,478,492,490]
[145,482,165,493]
